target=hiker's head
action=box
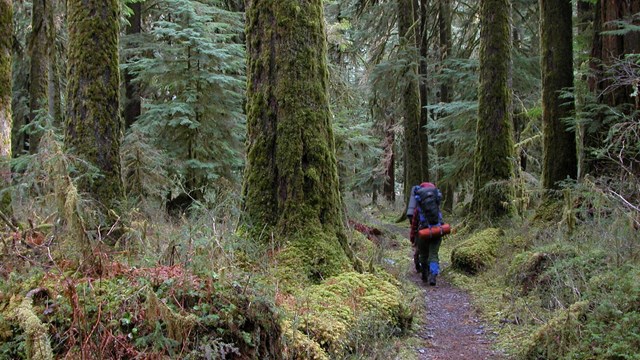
[420,182,436,189]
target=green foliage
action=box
[123,0,246,196]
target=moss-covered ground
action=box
[0,199,419,359]
[3,188,639,359]
[442,200,640,359]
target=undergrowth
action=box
[0,137,415,359]
[445,180,640,359]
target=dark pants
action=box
[415,234,442,270]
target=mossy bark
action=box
[28,0,52,153]
[417,0,430,180]
[438,0,454,211]
[13,295,54,360]
[472,0,515,220]
[382,117,395,202]
[398,0,426,203]
[0,0,12,215]
[540,0,577,191]
[65,0,123,209]
[244,0,357,278]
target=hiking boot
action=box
[428,273,437,286]
[421,268,429,282]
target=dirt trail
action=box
[383,223,506,360]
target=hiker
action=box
[407,182,444,286]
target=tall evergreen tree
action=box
[244,0,359,279]
[1,0,12,214]
[398,0,426,202]
[28,0,53,152]
[540,0,577,190]
[471,0,515,219]
[65,0,123,208]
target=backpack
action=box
[414,185,442,227]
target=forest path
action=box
[381,222,506,360]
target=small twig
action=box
[83,301,102,352]
[608,189,640,213]
[0,210,18,232]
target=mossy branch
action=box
[13,290,54,360]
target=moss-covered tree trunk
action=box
[417,0,430,180]
[28,0,53,153]
[0,0,12,215]
[244,0,359,281]
[383,115,395,202]
[65,0,123,209]
[471,0,515,219]
[124,2,141,129]
[540,0,577,191]
[438,0,454,212]
[399,0,426,204]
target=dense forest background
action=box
[0,0,639,359]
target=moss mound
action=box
[508,251,554,295]
[451,228,504,274]
[281,271,412,358]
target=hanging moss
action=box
[540,0,577,191]
[472,0,515,220]
[243,0,359,273]
[65,0,123,210]
[0,0,12,215]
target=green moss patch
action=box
[281,271,412,358]
[451,228,504,274]
[273,229,353,288]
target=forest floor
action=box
[381,222,508,360]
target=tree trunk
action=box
[28,0,52,153]
[471,0,515,219]
[540,0,577,191]
[382,116,395,202]
[1,0,12,214]
[398,0,425,204]
[65,0,123,209]
[244,0,359,281]
[124,2,141,129]
[418,0,430,180]
[585,0,638,173]
[438,0,454,212]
